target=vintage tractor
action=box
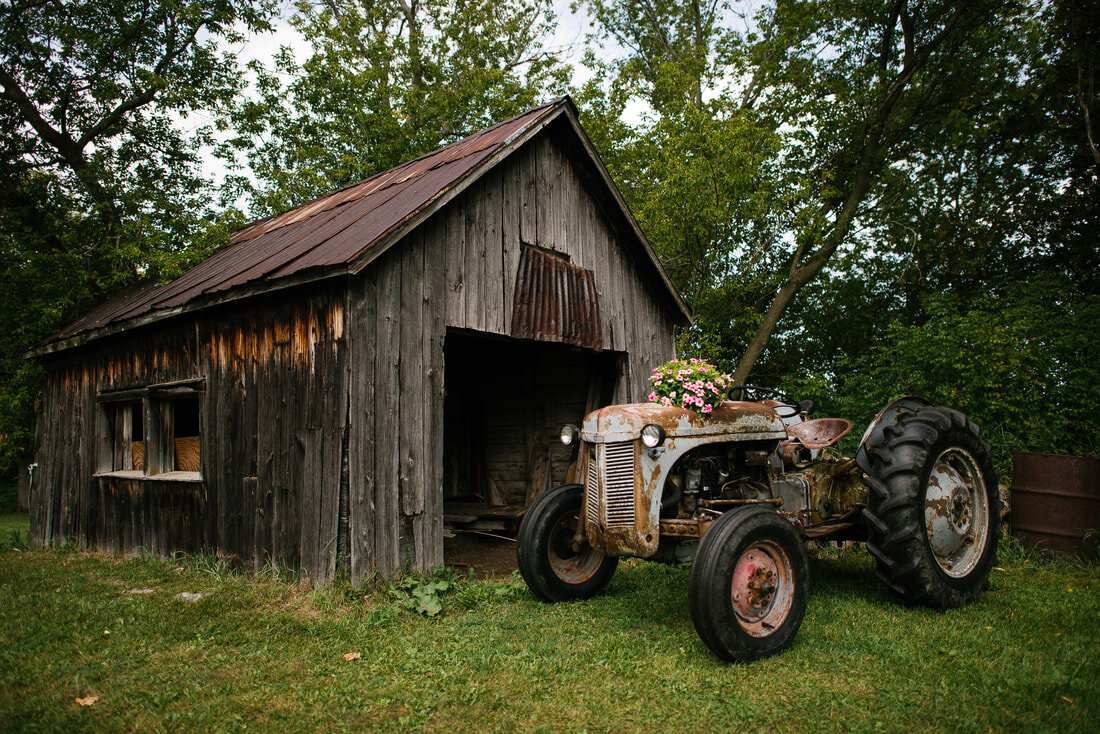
[516,390,1000,662]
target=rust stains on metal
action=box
[784,418,853,449]
[47,100,567,345]
[659,516,715,538]
[1011,452,1100,558]
[583,401,787,444]
[510,246,602,349]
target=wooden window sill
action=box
[95,470,203,483]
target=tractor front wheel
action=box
[689,505,809,662]
[517,484,618,602]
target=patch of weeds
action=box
[451,572,525,611]
[192,551,239,581]
[998,533,1097,570]
[255,558,299,585]
[2,528,27,553]
[387,567,459,617]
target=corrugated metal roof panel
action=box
[42,100,563,345]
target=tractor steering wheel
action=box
[727,385,802,418]
[727,385,797,405]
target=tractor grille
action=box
[602,442,636,528]
[585,445,599,524]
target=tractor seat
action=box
[784,418,853,449]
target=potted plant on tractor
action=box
[517,359,1000,662]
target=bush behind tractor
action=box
[517,390,1000,662]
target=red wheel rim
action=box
[547,513,604,583]
[730,539,795,637]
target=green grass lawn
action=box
[0,512,29,545]
[1,538,1096,733]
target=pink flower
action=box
[702,404,713,414]
[648,392,658,402]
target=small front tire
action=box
[517,484,618,602]
[689,505,809,662]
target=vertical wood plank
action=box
[502,154,523,334]
[399,232,427,570]
[374,249,403,578]
[423,232,446,572]
[464,186,485,331]
[482,170,504,335]
[348,272,377,585]
[535,139,554,249]
[444,199,466,328]
[519,142,538,248]
[315,296,345,582]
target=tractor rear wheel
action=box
[689,505,808,662]
[862,405,1000,608]
[517,484,618,602]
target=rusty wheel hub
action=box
[548,514,604,583]
[925,448,989,577]
[730,540,794,637]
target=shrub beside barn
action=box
[27,98,689,582]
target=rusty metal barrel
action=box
[1011,452,1100,558]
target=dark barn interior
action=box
[441,330,621,554]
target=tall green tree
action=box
[577,0,1017,384]
[780,0,1098,410]
[0,0,274,479]
[220,0,570,215]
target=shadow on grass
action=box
[573,543,891,638]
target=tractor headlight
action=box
[560,424,580,446]
[640,423,666,448]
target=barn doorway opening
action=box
[441,330,621,569]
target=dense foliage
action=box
[218,0,570,215]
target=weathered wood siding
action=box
[449,129,677,400]
[31,287,348,579]
[30,326,199,551]
[199,289,347,579]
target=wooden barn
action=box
[27,97,690,583]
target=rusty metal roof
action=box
[47,100,565,344]
[37,96,689,355]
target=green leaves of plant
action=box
[388,577,454,617]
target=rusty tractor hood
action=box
[581,401,788,444]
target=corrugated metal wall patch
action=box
[510,246,602,350]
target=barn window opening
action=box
[171,395,201,473]
[106,401,144,472]
[97,378,204,479]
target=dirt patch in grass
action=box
[444,534,518,579]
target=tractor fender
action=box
[854,396,934,474]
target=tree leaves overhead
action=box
[576,0,1092,384]
[578,0,1097,457]
[221,0,571,216]
[1,0,273,247]
[0,0,274,478]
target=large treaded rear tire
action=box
[689,505,808,662]
[862,405,1000,608]
[517,484,618,602]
